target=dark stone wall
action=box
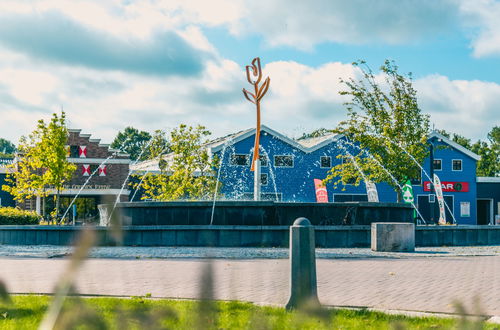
[1,225,499,247]
[111,201,414,226]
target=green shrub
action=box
[0,207,40,225]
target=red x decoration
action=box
[82,164,90,176]
[98,165,107,176]
[79,146,87,158]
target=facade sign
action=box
[433,174,447,225]
[98,165,107,176]
[79,146,87,158]
[423,181,469,192]
[460,202,470,217]
[82,164,91,176]
[314,179,328,203]
[365,181,379,202]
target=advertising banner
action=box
[365,181,379,202]
[314,179,329,203]
[402,180,414,204]
[402,179,416,219]
[433,174,447,225]
[423,181,469,192]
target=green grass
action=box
[0,295,497,329]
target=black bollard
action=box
[285,217,320,310]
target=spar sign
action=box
[423,181,469,192]
[433,174,447,225]
[314,179,328,203]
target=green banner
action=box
[402,179,416,219]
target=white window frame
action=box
[230,154,250,166]
[428,194,435,203]
[433,159,442,171]
[274,155,294,168]
[320,156,332,168]
[452,159,462,172]
[258,155,268,167]
[260,173,268,186]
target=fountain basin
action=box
[98,201,413,226]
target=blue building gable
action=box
[411,132,479,225]
[210,126,479,225]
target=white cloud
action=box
[458,0,500,57]
[416,74,500,139]
[237,0,458,50]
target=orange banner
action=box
[314,179,329,203]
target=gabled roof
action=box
[209,125,342,154]
[428,131,480,161]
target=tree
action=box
[148,129,171,159]
[438,127,499,177]
[0,138,16,157]
[325,60,430,200]
[2,112,76,221]
[138,124,218,201]
[297,128,333,140]
[111,127,151,161]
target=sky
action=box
[0,0,499,145]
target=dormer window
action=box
[69,146,79,158]
[230,154,249,166]
[433,159,442,171]
[452,159,462,171]
[320,156,332,168]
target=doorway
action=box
[477,199,493,225]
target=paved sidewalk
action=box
[1,256,499,316]
[1,245,499,259]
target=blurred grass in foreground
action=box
[0,295,496,330]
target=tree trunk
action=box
[396,189,403,203]
[55,189,60,225]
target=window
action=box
[410,170,422,185]
[230,154,249,166]
[433,159,442,171]
[260,173,268,186]
[343,177,356,185]
[258,155,268,167]
[274,155,293,167]
[68,145,79,158]
[452,159,462,171]
[428,194,435,203]
[320,156,331,168]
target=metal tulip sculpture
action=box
[243,57,270,171]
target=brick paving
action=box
[1,255,499,316]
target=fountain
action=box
[97,57,414,229]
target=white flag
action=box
[433,174,446,225]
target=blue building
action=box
[207,126,481,225]
[131,125,495,225]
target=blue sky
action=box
[0,0,498,144]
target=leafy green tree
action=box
[111,127,151,161]
[2,112,76,221]
[325,60,430,200]
[438,127,499,177]
[139,124,218,201]
[0,138,16,157]
[148,129,171,159]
